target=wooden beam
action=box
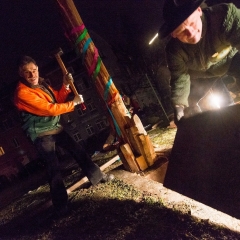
[67,155,120,193]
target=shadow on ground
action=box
[0,177,239,240]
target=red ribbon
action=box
[88,46,99,76]
[70,24,85,35]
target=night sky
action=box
[1,0,239,87]
[0,1,66,85]
[0,0,163,86]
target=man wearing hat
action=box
[159,0,240,124]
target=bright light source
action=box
[149,33,158,45]
[209,93,221,109]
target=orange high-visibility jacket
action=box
[14,81,75,141]
[14,81,74,116]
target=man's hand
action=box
[73,94,84,106]
[63,73,74,87]
[174,105,184,125]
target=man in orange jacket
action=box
[14,56,114,217]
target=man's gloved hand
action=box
[63,73,74,87]
[174,105,184,125]
[73,94,84,106]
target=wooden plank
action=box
[125,127,141,155]
[117,150,131,172]
[126,126,142,155]
[137,134,157,166]
[135,155,148,171]
[130,114,147,135]
[128,129,145,161]
[120,143,140,172]
[67,155,120,193]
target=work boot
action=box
[100,173,115,183]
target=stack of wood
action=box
[120,114,157,172]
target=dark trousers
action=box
[34,130,103,210]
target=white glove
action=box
[73,94,84,106]
[63,73,74,87]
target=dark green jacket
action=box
[21,112,61,142]
[165,3,240,107]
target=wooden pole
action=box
[55,0,131,144]
[54,0,157,172]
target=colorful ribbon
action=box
[70,24,85,35]
[88,46,99,76]
[92,57,101,79]
[104,78,113,101]
[82,38,92,62]
[75,28,88,46]
[103,79,121,137]
[71,25,122,137]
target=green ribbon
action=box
[75,28,88,46]
[92,56,101,80]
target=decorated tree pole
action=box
[54,0,157,172]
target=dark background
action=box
[0,0,164,86]
[0,0,239,87]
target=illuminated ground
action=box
[0,126,240,239]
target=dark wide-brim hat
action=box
[159,0,205,39]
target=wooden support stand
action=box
[119,114,158,173]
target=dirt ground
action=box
[0,126,240,239]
